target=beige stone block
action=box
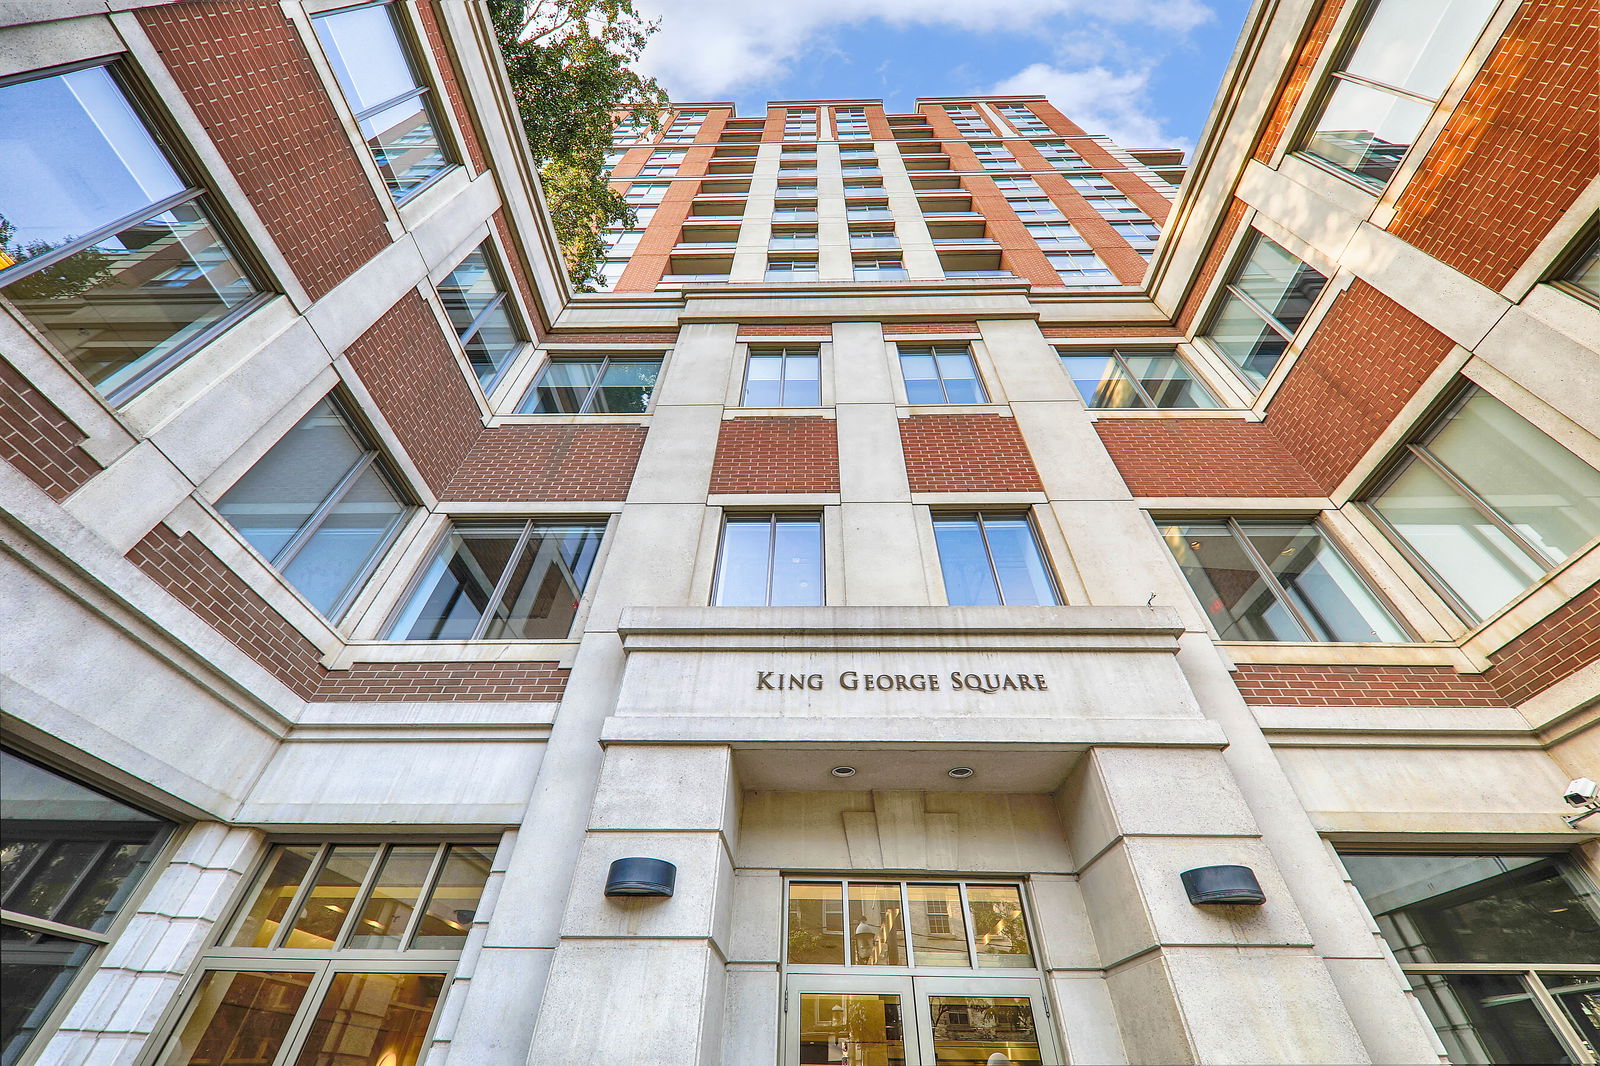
[1105,954,1193,1064]
[1028,874,1102,969]
[591,745,735,831]
[560,831,730,940]
[1050,972,1129,1065]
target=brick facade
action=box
[1175,198,1248,331]
[416,0,486,172]
[138,0,391,301]
[444,424,647,501]
[1483,583,1600,704]
[710,417,840,494]
[1388,0,1600,289]
[738,325,834,338]
[128,525,567,701]
[0,360,102,500]
[1042,324,1184,338]
[1094,419,1324,497]
[1262,280,1458,491]
[1254,0,1347,163]
[1232,663,1506,706]
[900,414,1043,493]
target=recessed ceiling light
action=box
[830,766,857,778]
[948,766,975,780]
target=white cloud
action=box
[989,62,1181,149]
[632,0,1213,102]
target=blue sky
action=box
[633,0,1254,153]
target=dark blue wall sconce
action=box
[1181,865,1266,905]
[605,857,677,897]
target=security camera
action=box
[1565,778,1599,807]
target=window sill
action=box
[1218,641,1470,668]
[333,639,581,667]
[486,411,652,426]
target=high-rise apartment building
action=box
[1,1,1596,1065]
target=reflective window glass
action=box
[217,397,411,619]
[388,519,605,641]
[437,244,526,386]
[712,513,823,607]
[967,885,1034,968]
[410,845,492,949]
[313,3,455,200]
[788,882,846,965]
[933,513,1060,607]
[519,355,661,414]
[849,883,907,966]
[1203,232,1327,385]
[1059,348,1219,410]
[898,345,986,404]
[743,348,821,407]
[907,884,970,966]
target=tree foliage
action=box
[488,0,669,291]
[0,215,114,299]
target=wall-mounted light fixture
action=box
[605,857,676,898]
[1180,865,1266,906]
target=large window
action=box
[1048,250,1116,286]
[1343,853,1600,1064]
[1301,0,1497,188]
[1059,348,1219,409]
[766,258,819,283]
[518,354,660,414]
[312,2,455,201]
[785,879,1058,1066]
[0,63,264,401]
[639,149,687,176]
[217,396,411,619]
[1365,388,1600,621]
[712,513,823,606]
[1203,231,1328,385]
[854,257,908,281]
[1159,518,1408,642]
[387,519,605,640]
[437,244,527,387]
[2,749,172,1065]
[933,512,1060,606]
[149,841,493,1066]
[743,348,821,407]
[899,345,987,404]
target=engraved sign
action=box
[755,670,1049,694]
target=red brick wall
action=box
[343,293,483,493]
[1255,0,1347,163]
[444,424,646,501]
[1094,420,1324,497]
[492,210,547,339]
[128,525,567,701]
[1020,99,1089,138]
[1262,280,1457,491]
[1,360,102,500]
[1106,172,1172,226]
[1042,325,1183,338]
[1484,583,1600,704]
[1031,170,1151,284]
[138,1,391,301]
[416,0,485,172]
[1175,198,1248,331]
[1388,0,1600,289]
[543,332,679,345]
[900,414,1043,493]
[883,323,978,335]
[710,417,840,494]
[617,174,696,292]
[1233,663,1505,706]
[738,325,834,338]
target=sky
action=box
[630,0,1254,155]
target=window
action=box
[1342,853,1600,1064]
[1203,231,1329,384]
[639,149,687,175]
[834,107,871,139]
[777,181,818,198]
[943,105,991,135]
[603,229,642,256]
[770,229,819,251]
[743,347,820,407]
[1007,197,1064,220]
[844,181,888,198]
[784,109,818,140]
[312,2,454,200]
[996,104,1050,135]
[0,63,265,402]
[623,182,668,203]
[774,205,820,223]
[661,110,705,143]
[596,258,627,291]
[216,397,412,619]
[1034,141,1088,168]
[855,257,908,281]
[1160,518,1408,642]
[970,142,1019,170]
[1112,219,1161,259]
[149,841,493,1066]
[1047,250,1117,285]
[899,345,987,404]
[1300,0,1497,187]
[713,513,823,606]
[1058,348,1219,409]
[1364,388,1600,621]
[841,162,882,177]
[437,244,527,387]
[1,750,172,1065]
[992,177,1044,196]
[1027,222,1087,247]
[766,258,819,283]
[778,161,818,177]
[851,228,899,250]
[519,354,661,414]
[787,880,1035,969]
[839,143,876,158]
[387,519,605,640]
[933,513,1060,606]
[846,205,893,222]
[1068,177,1146,219]
[1560,229,1600,302]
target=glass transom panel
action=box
[786,881,1036,971]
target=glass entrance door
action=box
[787,976,1059,1065]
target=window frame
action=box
[930,510,1063,607]
[897,344,989,405]
[740,346,822,408]
[1200,228,1331,388]
[1550,223,1600,307]
[518,352,662,415]
[0,59,273,405]
[309,0,459,205]
[436,241,531,392]
[710,511,825,607]
[1056,346,1220,409]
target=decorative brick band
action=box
[1483,583,1600,705]
[884,323,981,335]
[138,0,391,301]
[710,417,840,494]
[128,526,567,702]
[1094,419,1324,498]
[900,414,1043,493]
[1233,663,1506,707]
[1041,325,1183,339]
[1,360,102,501]
[737,324,833,338]
[542,332,679,345]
